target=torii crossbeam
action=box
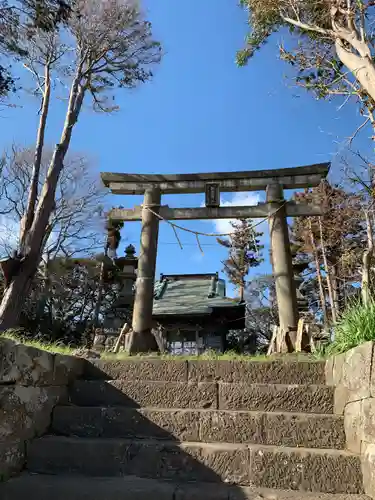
[101,162,330,353]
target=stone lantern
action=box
[113,244,138,307]
[95,245,138,351]
[292,259,309,314]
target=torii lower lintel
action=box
[109,201,324,222]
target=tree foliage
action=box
[217,218,263,301]
[16,255,122,344]
[238,0,375,136]
[0,0,73,96]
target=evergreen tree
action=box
[217,219,263,301]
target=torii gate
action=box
[101,163,329,353]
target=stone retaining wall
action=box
[0,338,84,480]
[325,341,375,499]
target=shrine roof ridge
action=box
[101,162,330,185]
[159,272,219,281]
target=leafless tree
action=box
[341,150,375,305]
[0,0,161,330]
[0,144,105,260]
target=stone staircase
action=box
[1,358,371,499]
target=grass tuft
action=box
[327,298,375,355]
[1,330,75,355]
[101,349,270,361]
[1,332,324,361]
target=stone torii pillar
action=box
[130,187,161,353]
[266,183,298,345]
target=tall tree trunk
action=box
[0,259,39,330]
[335,38,375,107]
[318,217,337,323]
[362,209,374,305]
[36,257,51,320]
[93,260,105,329]
[308,218,328,326]
[20,62,51,252]
[28,76,85,254]
[0,71,85,331]
[331,264,340,315]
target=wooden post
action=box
[267,184,298,348]
[130,187,161,353]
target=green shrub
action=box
[328,298,375,355]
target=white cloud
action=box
[211,192,265,235]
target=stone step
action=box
[83,358,326,385]
[52,406,345,449]
[69,380,334,413]
[26,436,364,494]
[0,475,371,500]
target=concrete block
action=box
[0,385,67,442]
[27,437,365,494]
[27,436,250,484]
[52,406,104,438]
[249,446,303,491]
[334,385,349,415]
[200,410,263,444]
[0,339,55,386]
[263,412,345,449]
[325,357,335,386]
[343,342,373,403]
[218,383,334,413]
[70,380,218,409]
[249,446,363,494]
[333,353,345,386]
[84,359,188,382]
[362,442,375,498]
[53,354,85,385]
[302,450,364,494]
[174,483,230,500]
[362,398,375,444]
[53,406,201,441]
[0,440,25,479]
[0,476,370,500]
[0,475,176,500]
[344,400,364,453]
[188,360,325,385]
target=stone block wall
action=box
[0,338,84,480]
[325,341,375,498]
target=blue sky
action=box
[0,0,373,298]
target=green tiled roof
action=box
[152,273,242,317]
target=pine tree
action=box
[217,219,263,301]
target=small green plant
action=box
[1,330,75,355]
[311,342,330,360]
[327,298,375,355]
[101,349,268,361]
[1,332,321,361]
